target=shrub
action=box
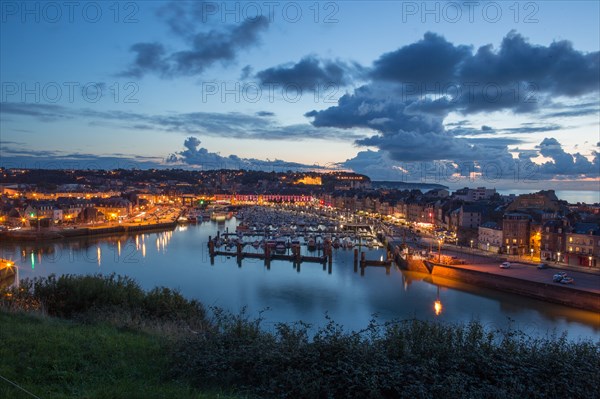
[172,315,600,399]
[0,274,207,333]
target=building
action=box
[458,205,482,229]
[453,187,496,202]
[540,219,567,262]
[95,197,132,220]
[502,213,531,256]
[478,222,503,253]
[449,205,483,231]
[564,223,600,268]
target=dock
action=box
[208,232,394,275]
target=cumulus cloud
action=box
[371,32,471,84]
[303,31,599,180]
[365,31,599,114]
[536,138,597,176]
[166,137,332,171]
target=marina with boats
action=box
[1,203,599,338]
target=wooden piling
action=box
[209,237,215,257]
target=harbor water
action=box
[1,219,598,341]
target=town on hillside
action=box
[1,168,599,269]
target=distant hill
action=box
[371,181,448,191]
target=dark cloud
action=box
[365,31,599,114]
[120,43,169,78]
[305,84,445,134]
[460,31,600,98]
[156,1,218,39]
[255,56,363,90]
[304,32,598,177]
[120,16,270,78]
[543,106,600,118]
[371,32,471,84]
[240,65,253,80]
[256,111,275,117]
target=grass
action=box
[0,311,235,399]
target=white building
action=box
[478,221,503,253]
[453,187,496,202]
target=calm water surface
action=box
[2,219,599,341]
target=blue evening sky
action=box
[1,1,598,189]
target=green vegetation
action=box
[0,313,233,399]
[2,275,599,399]
[173,314,600,398]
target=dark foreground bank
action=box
[1,274,599,399]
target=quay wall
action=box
[430,263,600,313]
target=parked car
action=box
[553,272,567,282]
[537,263,548,269]
[500,262,511,269]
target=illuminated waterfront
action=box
[1,219,598,341]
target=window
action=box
[569,237,573,243]
[558,228,562,233]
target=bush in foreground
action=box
[171,313,600,399]
[0,274,208,334]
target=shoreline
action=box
[2,214,598,314]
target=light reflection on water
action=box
[1,219,598,341]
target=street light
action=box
[589,256,593,267]
[530,248,534,260]
[438,237,443,263]
[557,252,561,263]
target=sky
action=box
[1,1,599,190]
